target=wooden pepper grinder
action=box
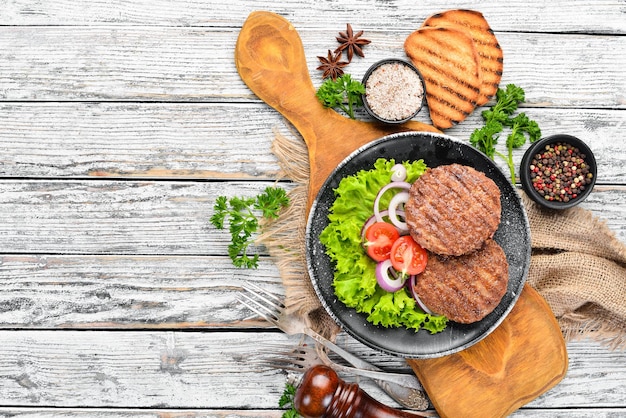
[294,365,427,418]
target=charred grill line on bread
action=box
[404,26,481,129]
[416,29,482,99]
[408,28,481,100]
[421,9,503,105]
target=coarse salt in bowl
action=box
[362,58,426,124]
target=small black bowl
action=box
[361,58,426,124]
[520,134,597,210]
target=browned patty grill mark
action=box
[414,239,509,324]
[405,164,501,256]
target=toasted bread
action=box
[404,26,481,129]
[422,9,503,105]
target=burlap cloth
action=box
[258,125,626,350]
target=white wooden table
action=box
[1,1,625,416]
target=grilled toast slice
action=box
[422,9,503,105]
[404,26,481,129]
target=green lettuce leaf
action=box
[319,158,448,333]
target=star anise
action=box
[316,49,349,80]
[335,23,371,63]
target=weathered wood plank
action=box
[0,410,288,418]
[0,180,290,255]
[0,28,624,108]
[0,330,289,408]
[528,340,626,409]
[0,408,624,418]
[0,181,624,255]
[0,103,283,180]
[0,331,622,409]
[0,254,283,329]
[4,247,626,335]
[1,0,624,34]
[0,103,625,183]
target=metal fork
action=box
[258,341,423,390]
[255,342,431,412]
[237,281,429,410]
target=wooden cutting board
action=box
[235,11,568,417]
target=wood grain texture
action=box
[1,0,625,34]
[0,28,624,108]
[0,103,624,183]
[0,254,282,329]
[0,408,625,418]
[0,0,625,416]
[0,330,623,410]
[0,330,289,408]
[0,180,294,254]
[0,410,293,418]
[0,103,283,180]
[0,181,623,253]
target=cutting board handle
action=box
[235,11,439,207]
[235,11,323,133]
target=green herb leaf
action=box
[255,186,290,219]
[491,84,525,117]
[211,187,290,268]
[279,382,301,417]
[469,121,503,159]
[469,83,541,183]
[209,196,228,229]
[316,74,365,119]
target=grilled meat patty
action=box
[413,239,509,324]
[405,164,501,256]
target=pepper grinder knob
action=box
[294,364,424,418]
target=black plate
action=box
[305,132,531,358]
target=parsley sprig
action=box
[210,186,289,269]
[279,382,301,418]
[316,73,365,119]
[470,84,541,183]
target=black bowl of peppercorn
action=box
[361,58,426,124]
[520,134,597,210]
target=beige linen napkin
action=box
[258,127,626,349]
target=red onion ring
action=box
[376,260,406,292]
[388,191,409,234]
[373,181,411,223]
[409,274,433,315]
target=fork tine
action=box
[263,354,308,367]
[241,281,286,311]
[255,344,312,359]
[253,350,318,373]
[261,361,305,373]
[242,281,285,308]
[273,349,311,362]
[248,355,306,373]
[236,292,281,326]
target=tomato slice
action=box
[364,222,400,262]
[390,235,428,276]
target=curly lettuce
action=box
[319,158,448,333]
